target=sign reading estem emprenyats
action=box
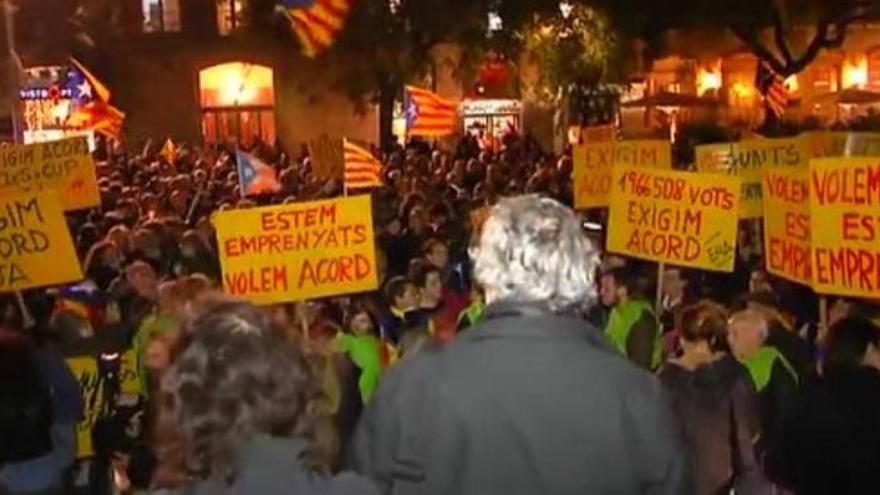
[0,192,83,292]
[573,140,671,209]
[214,195,378,305]
[0,137,100,211]
[809,157,880,298]
[695,137,808,219]
[762,168,811,286]
[607,166,741,272]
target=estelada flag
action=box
[236,149,282,196]
[405,85,458,137]
[279,0,351,58]
[343,139,383,190]
[161,138,177,165]
[67,58,126,140]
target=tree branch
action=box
[772,6,793,66]
[729,23,786,74]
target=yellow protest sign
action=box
[66,355,102,458]
[215,195,378,305]
[0,192,83,293]
[763,168,811,285]
[607,166,741,272]
[844,132,880,156]
[809,157,880,298]
[0,137,99,211]
[308,135,345,181]
[573,140,671,209]
[804,131,848,157]
[695,137,808,218]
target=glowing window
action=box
[198,63,276,146]
[142,0,181,33]
[198,62,275,108]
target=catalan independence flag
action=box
[343,139,383,190]
[236,150,282,196]
[279,0,351,58]
[405,85,458,137]
[66,58,125,141]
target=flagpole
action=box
[4,0,23,143]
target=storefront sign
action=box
[0,192,83,293]
[809,157,880,298]
[695,137,808,218]
[215,195,378,305]
[573,140,671,209]
[607,167,741,272]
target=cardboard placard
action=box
[308,135,345,181]
[695,137,808,218]
[607,166,741,272]
[0,192,83,293]
[215,195,378,305]
[0,137,100,211]
[573,140,671,209]
[809,157,880,298]
[763,168,811,285]
[804,131,848,158]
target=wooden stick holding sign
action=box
[15,291,35,330]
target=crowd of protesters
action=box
[1,128,879,495]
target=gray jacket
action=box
[179,436,379,495]
[351,301,691,495]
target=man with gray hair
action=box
[351,195,689,495]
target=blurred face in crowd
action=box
[396,283,419,311]
[599,273,621,307]
[662,268,685,302]
[421,270,444,304]
[126,263,159,301]
[727,310,767,361]
[145,336,172,373]
[409,206,427,232]
[350,311,374,335]
[829,298,853,328]
[426,242,449,270]
[749,269,772,294]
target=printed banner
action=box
[308,135,345,181]
[695,137,808,218]
[0,192,83,293]
[763,168,811,285]
[215,195,378,305]
[809,158,880,298]
[607,167,741,272]
[0,137,100,210]
[573,140,671,209]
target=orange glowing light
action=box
[198,62,275,108]
[697,63,722,95]
[784,74,799,93]
[843,57,868,89]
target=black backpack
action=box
[0,338,54,464]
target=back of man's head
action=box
[470,195,600,312]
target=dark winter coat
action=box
[660,356,770,495]
[178,436,379,495]
[350,301,690,495]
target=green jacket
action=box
[741,345,799,392]
[335,332,383,404]
[605,300,662,370]
[457,301,486,330]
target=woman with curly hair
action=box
[156,298,378,494]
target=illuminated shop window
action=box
[198,62,276,146]
[217,0,247,35]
